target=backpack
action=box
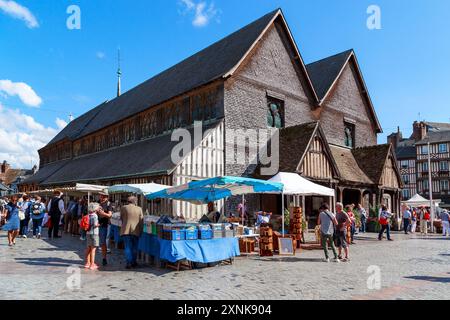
[31,203,42,216]
[80,214,91,231]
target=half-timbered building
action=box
[21,9,402,221]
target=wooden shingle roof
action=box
[352,144,392,185]
[46,9,281,146]
[329,145,373,185]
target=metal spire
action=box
[117,48,122,97]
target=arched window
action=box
[267,98,284,128]
[344,122,355,148]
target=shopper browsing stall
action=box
[317,203,339,263]
[30,196,46,239]
[120,196,144,269]
[98,191,113,266]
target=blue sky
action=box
[1,0,449,168]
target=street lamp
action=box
[427,142,434,233]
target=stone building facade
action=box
[21,9,402,220]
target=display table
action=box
[110,224,123,246]
[138,233,240,264]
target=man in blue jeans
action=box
[120,196,144,269]
[98,192,113,266]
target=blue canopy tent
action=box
[146,176,284,224]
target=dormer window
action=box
[344,122,355,148]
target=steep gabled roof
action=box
[256,122,339,179]
[46,9,288,147]
[31,120,222,186]
[329,145,373,185]
[45,9,322,148]
[306,50,382,133]
[352,144,401,185]
[306,50,353,101]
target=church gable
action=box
[235,21,309,100]
[319,59,379,148]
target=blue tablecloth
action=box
[138,233,240,263]
[110,224,123,244]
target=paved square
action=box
[0,231,449,300]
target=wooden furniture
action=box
[259,226,273,257]
[289,207,303,248]
[239,238,256,253]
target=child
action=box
[84,203,100,270]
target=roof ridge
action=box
[306,49,353,66]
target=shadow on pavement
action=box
[405,275,450,283]
[14,256,81,267]
[256,257,324,263]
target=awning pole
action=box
[282,192,285,235]
[241,194,245,226]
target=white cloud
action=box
[55,118,67,130]
[0,103,62,169]
[96,51,106,59]
[0,79,42,107]
[0,0,39,28]
[179,0,219,27]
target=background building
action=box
[0,160,36,195]
[388,121,450,208]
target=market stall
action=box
[144,176,284,265]
[268,172,335,235]
[107,183,170,246]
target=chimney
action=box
[412,121,427,141]
[387,127,402,150]
[1,161,10,174]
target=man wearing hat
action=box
[97,190,113,266]
[47,190,65,239]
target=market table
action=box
[138,233,240,264]
[109,224,124,246]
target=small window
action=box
[402,175,409,184]
[440,180,449,191]
[440,161,449,171]
[422,162,429,172]
[344,122,355,148]
[421,145,429,155]
[402,189,410,199]
[267,98,284,129]
[423,179,429,190]
[401,160,408,169]
[439,143,448,153]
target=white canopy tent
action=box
[107,183,170,195]
[108,183,171,214]
[402,193,441,207]
[267,172,336,235]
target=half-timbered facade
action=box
[22,8,402,220]
[389,121,450,208]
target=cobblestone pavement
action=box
[0,230,449,300]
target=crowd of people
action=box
[2,191,449,269]
[0,190,145,271]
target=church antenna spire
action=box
[117,48,122,97]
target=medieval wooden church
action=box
[21,9,402,221]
